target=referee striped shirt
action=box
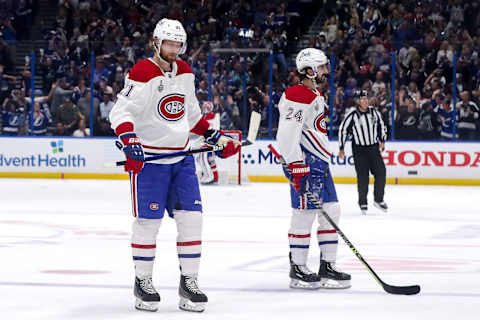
[338,106,387,150]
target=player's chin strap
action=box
[304,67,328,87]
[152,40,173,66]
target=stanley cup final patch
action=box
[157,93,185,121]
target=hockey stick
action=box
[267,144,421,295]
[105,111,262,168]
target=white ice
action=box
[0,179,479,320]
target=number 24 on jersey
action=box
[285,107,303,123]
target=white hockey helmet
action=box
[295,48,329,80]
[153,18,187,56]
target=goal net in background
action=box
[216,130,248,185]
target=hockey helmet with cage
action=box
[295,48,329,81]
[152,18,187,57]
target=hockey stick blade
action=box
[246,111,261,144]
[383,283,421,295]
[267,144,421,295]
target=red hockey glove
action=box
[204,129,241,159]
[287,163,310,194]
[219,140,241,159]
[119,133,144,174]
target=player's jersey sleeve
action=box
[109,76,151,132]
[373,108,387,142]
[276,93,309,163]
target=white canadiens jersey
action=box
[276,84,331,163]
[109,58,203,164]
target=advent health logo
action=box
[0,139,86,168]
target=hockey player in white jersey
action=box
[276,48,351,290]
[109,18,240,313]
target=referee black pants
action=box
[352,144,386,206]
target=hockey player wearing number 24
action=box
[109,18,240,313]
[276,48,351,290]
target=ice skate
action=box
[318,260,351,289]
[374,201,388,212]
[359,204,368,215]
[134,275,160,312]
[178,275,208,312]
[289,254,321,290]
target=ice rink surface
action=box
[0,179,479,320]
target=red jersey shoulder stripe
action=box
[175,59,193,75]
[128,59,164,83]
[285,85,317,105]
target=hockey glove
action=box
[118,133,144,174]
[218,140,241,159]
[204,129,241,158]
[287,162,310,194]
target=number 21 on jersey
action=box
[122,84,135,97]
[285,107,303,123]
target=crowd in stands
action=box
[319,0,480,140]
[0,0,479,141]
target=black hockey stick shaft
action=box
[268,144,420,295]
[115,140,252,166]
[114,110,262,167]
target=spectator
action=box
[0,63,16,102]
[0,39,14,73]
[457,91,479,140]
[77,90,99,128]
[433,94,459,140]
[418,101,440,140]
[372,71,386,96]
[55,96,80,136]
[396,95,420,140]
[29,101,49,136]
[39,55,57,93]
[1,15,17,44]
[54,122,66,136]
[98,86,114,121]
[73,118,90,137]
[50,78,74,119]
[2,0,479,141]
[1,96,21,135]
[95,87,114,137]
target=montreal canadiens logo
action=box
[158,94,185,121]
[314,113,327,134]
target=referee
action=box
[338,90,388,215]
